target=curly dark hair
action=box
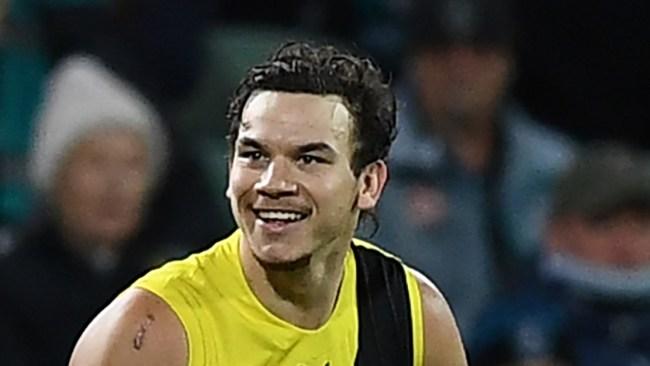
[226,41,397,175]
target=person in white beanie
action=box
[0,54,170,366]
[30,54,168,256]
[31,55,168,185]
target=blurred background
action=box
[0,0,648,365]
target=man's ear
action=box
[357,160,388,210]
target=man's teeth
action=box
[257,211,306,222]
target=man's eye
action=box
[240,151,263,160]
[299,155,325,165]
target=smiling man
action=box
[69,42,466,366]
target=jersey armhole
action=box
[405,268,425,366]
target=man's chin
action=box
[252,251,313,272]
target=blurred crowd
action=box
[0,0,648,365]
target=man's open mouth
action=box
[253,209,309,223]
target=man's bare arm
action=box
[69,288,188,366]
[412,270,468,366]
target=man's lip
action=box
[256,218,303,234]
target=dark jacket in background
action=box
[0,221,159,366]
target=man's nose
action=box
[255,159,298,198]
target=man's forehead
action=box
[243,90,345,112]
[240,91,354,139]
[237,91,357,158]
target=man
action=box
[470,142,650,365]
[372,0,574,335]
[69,43,467,365]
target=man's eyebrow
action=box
[237,138,336,155]
[237,137,265,150]
[296,142,337,155]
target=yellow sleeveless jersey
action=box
[132,230,424,366]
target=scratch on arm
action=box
[133,314,156,350]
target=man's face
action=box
[228,91,367,266]
[412,45,511,131]
[54,128,150,249]
[551,212,650,268]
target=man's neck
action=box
[240,238,348,329]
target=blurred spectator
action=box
[471,142,650,365]
[371,0,574,336]
[1,0,219,228]
[0,55,173,366]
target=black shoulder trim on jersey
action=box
[352,244,413,366]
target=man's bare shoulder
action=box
[69,288,188,366]
[409,269,468,366]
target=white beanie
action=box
[29,55,169,194]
